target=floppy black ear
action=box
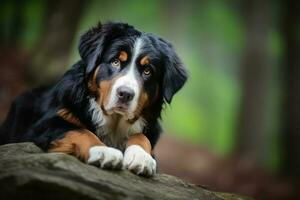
[161,40,188,104]
[78,22,140,75]
[78,22,106,75]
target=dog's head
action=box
[79,22,187,121]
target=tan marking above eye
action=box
[119,51,128,62]
[140,56,150,66]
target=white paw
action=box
[123,145,156,177]
[87,146,123,169]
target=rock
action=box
[0,142,252,200]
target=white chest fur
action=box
[89,98,145,150]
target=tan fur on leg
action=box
[126,133,152,154]
[48,129,104,162]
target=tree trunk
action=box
[235,0,271,165]
[280,0,300,179]
[28,0,86,85]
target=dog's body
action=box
[0,22,187,176]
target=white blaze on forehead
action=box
[106,38,144,118]
[129,38,143,69]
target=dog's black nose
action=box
[117,86,135,103]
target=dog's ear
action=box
[78,22,139,76]
[160,39,188,104]
[78,22,106,75]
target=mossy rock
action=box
[0,142,252,200]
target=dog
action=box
[0,22,187,177]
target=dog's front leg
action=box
[123,133,156,177]
[48,129,123,169]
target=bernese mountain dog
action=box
[0,22,187,177]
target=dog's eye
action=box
[143,67,152,77]
[111,59,121,68]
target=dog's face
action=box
[79,22,187,121]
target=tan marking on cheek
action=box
[140,56,150,66]
[88,66,100,94]
[99,76,120,109]
[48,129,105,162]
[139,91,150,108]
[99,80,112,109]
[129,86,158,123]
[119,51,128,62]
[131,90,149,122]
[57,108,85,128]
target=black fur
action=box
[0,22,187,152]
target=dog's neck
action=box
[88,98,145,150]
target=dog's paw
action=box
[87,146,123,169]
[123,145,156,177]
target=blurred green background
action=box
[0,0,299,199]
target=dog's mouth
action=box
[111,104,128,115]
[103,103,135,120]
